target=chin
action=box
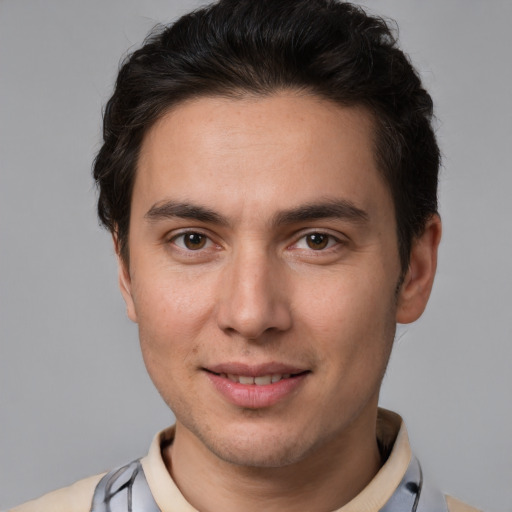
[194,420,319,469]
[210,439,307,468]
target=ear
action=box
[113,234,138,323]
[396,214,442,324]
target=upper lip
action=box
[205,362,309,377]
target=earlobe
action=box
[113,235,138,323]
[396,214,442,324]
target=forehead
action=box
[135,93,391,221]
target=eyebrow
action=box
[272,199,369,226]
[144,198,369,227]
[145,201,229,226]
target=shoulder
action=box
[446,495,482,512]
[8,473,105,512]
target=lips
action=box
[204,363,309,408]
[206,362,307,377]
[224,373,292,385]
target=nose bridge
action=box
[216,240,291,339]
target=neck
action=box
[164,406,382,512]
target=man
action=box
[10,1,480,511]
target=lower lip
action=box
[206,372,308,409]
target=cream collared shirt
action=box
[9,410,479,512]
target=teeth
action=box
[221,373,294,385]
[254,375,272,386]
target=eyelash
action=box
[170,231,216,251]
[291,232,342,252]
[168,230,344,253]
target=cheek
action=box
[133,278,209,406]
[131,273,219,380]
[294,268,397,361]
[134,267,217,333]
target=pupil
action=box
[185,233,205,249]
[307,233,328,250]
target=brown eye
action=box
[306,233,329,250]
[181,232,207,250]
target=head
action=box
[93,0,440,275]
[92,0,441,472]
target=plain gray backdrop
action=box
[1,1,511,510]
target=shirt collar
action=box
[141,408,411,512]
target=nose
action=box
[216,247,292,340]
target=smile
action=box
[217,373,294,385]
[204,366,309,408]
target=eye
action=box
[305,233,330,250]
[172,232,212,251]
[294,232,340,251]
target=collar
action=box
[140,408,417,512]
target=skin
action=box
[117,93,441,512]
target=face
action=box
[119,93,425,468]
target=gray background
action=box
[0,1,510,510]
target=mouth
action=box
[205,370,308,385]
[203,364,310,408]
